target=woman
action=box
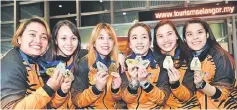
[122,23,170,109]
[43,20,81,109]
[71,23,122,109]
[153,19,200,109]
[183,18,236,109]
[1,17,65,109]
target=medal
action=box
[108,63,117,74]
[125,55,150,71]
[190,57,201,71]
[96,61,108,72]
[163,56,173,70]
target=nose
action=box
[66,39,72,46]
[193,33,199,40]
[34,35,41,43]
[164,36,169,42]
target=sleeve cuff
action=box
[42,85,55,97]
[111,88,120,94]
[144,84,154,93]
[92,85,102,95]
[127,86,138,94]
[57,89,67,97]
[170,81,180,89]
[211,87,222,99]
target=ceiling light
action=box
[100,0,103,3]
[123,12,126,15]
[59,5,62,8]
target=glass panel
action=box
[20,2,44,19]
[81,14,110,27]
[1,1,14,4]
[1,6,14,21]
[1,41,13,57]
[79,27,94,49]
[50,17,77,31]
[81,1,110,13]
[114,1,145,11]
[1,24,14,39]
[49,1,76,16]
[210,23,228,51]
[150,1,184,6]
[114,11,139,24]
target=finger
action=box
[53,69,60,79]
[169,68,176,77]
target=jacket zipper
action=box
[136,88,142,109]
[205,94,207,109]
[103,86,108,109]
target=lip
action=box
[101,46,109,50]
[136,46,144,49]
[30,44,41,50]
[163,42,172,48]
[192,41,201,45]
[64,47,73,51]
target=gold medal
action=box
[46,67,55,77]
[163,56,173,70]
[63,70,74,81]
[190,57,201,71]
[108,63,117,74]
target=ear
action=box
[207,33,209,38]
[17,36,22,45]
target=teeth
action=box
[101,46,109,49]
[136,46,144,49]
[192,41,201,45]
[31,45,40,49]
[163,43,171,47]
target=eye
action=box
[61,37,66,40]
[131,36,137,40]
[198,31,203,34]
[167,32,172,36]
[29,33,36,37]
[157,35,163,38]
[98,36,104,40]
[41,35,48,40]
[72,36,78,41]
[108,36,113,40]
[142,35,148,39]
[186,33,192,37]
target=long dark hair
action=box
[183,18,236,69]
[153,19,191,66]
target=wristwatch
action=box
[196,80,206,89]
[140,80,150,89]
[129,79,139,90]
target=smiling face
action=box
[56,25,79,56]
[94,29,114,59]
[18,22,48,56]
[156,24,177,53]
[129,26,150,56]
[185,23,207,51]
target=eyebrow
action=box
[28,30,37,33]
[197,29,204,31]
[28,30,47,35]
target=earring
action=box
[207,33,209,38]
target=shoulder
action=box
[1,48,24,68]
